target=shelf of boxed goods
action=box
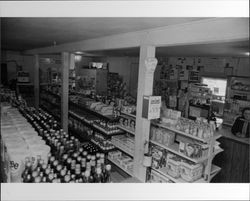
[107,156,134,177]
[151,121,221,143]
[117,125,135,135]
[150,164,221,183]
[149,140,209,164]
[69,100,118,122]
[111,136,134,157]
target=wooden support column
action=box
[134,45,157,182]
[34,54,39,109]
[61,52,70,133]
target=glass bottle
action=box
[94,167,103,183]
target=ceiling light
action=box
[245,52,250,56]
[75,51,83,54]
[75,55,82,62]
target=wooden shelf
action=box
[40,98,60,109]
[111,142,134,157]
[117,125,135,135]
[210,164,221,176]
[213,147,224,157]
[151,164,221,183]
[151,167,206,183]
[151,121,216,143]
[92,124,124,136]
[69,111,123,137]
[90,139,116,153]
[108,157,134,177]
[41,89,61,99]
[120,112,136,119]
[150,140,209,163]
[70,101,118,121]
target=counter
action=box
[212,125,249,183]
[217,126,250,145]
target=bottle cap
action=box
[106,164,111,171]
[96,168,102,174]
[42,164,47,170]
[60,169,66,176]
[42,176,47,182]
[48,173,54,180]
[63,154,68,160]
[84,171,90,177]
[35,176,41,183]
[53,160,59,167]
[56,165,62,171]
[64,175,70,182]
[32,171,38,178]
[45,168,50,175]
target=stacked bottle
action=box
[18,104,112,183]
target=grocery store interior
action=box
[1,17,249,184]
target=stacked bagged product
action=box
[1,93,113,183]
[1,105,50,183]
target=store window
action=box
[201,77,227,99]
[202,77,227,116]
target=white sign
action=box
[142,96,161,120]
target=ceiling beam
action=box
[24,18,249,55]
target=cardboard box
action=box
[142,96,161,120]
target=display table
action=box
[212,126,249,183]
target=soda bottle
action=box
[94,167,103,183]
[23,174,32,183]
[103,164,111,183]
[63,174,71,183]
[83,170,92,183]
[34,176,41,183]
[47,173,54,183]
[31,171,39,183]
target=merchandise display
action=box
[111,135,135,156]
[0,92,113,183]
[149,106,222,183]
[119,116,136,133]
[91,133,115,151]
[150,144,205,182]
[108,151,134,176]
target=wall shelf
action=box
[150,140,209,163]
[108,157,134,177]
[151,121,217,143]
[117,125,135,135]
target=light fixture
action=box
[75,51,83,54]
[245,52,250,56]
[75,55,82,62]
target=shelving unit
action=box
[120,112,136,119]
[107,157,134,177]
[117,125,135,135]
[111,141,134,157]
[150,140,209,163]
[148,121,223,183]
